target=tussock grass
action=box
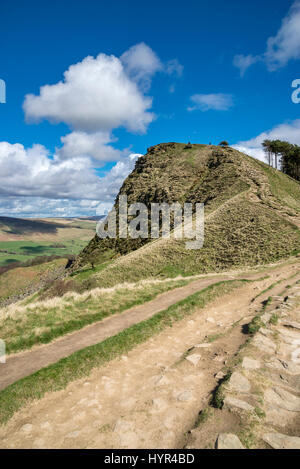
[247,296,272,334]
[247,315,264,335]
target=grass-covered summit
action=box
[74,142,300,286]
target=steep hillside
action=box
[0,257,67,306]
[73,143,300,286]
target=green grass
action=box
[206,333,224,343]
[247,315,264,335]
[247,295,274,334]
[0,278,190,354]
[269,313,279,326]
[194,407,214,427]
[237,422,259,449]
[254,406,266,419]
[0,279,247,425]
[70,256,114,282]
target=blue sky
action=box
[0,0,300,217]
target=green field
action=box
[0,239,89,266]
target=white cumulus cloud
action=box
[121,43,183,91]
[23,43,183,133]
[265,0,300,70]
[56,131,127,164]
[23,52,154,133]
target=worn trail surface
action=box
[186,279,300,449]
[0,261,299,449]
[0,269,273,391]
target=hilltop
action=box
[73,142,300,286]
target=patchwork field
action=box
[0,217,97,266]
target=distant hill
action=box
[74,142,300,286]
[0,216,97,241]
[0,217,65,236]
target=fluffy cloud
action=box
[23,52,154,133]
[0,141,141,215]
[233,119,300,161]
[0,197,103,218]
[23,43,183,133]
[0,141,100,199]
[56,131,127,163]
[234,1,300,75]
[121,42,163,90]
[188,93,234,111]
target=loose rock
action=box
[186,354,201,366]
[227,372,251,393]
[216,433,245,449]
[242,357,260,370]
[263,432,300,449]
[223,396,254,412]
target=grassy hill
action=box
[0,257,67,306]
[71,143,300,287]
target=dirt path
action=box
[0,262,299,392]
[0,261,297,392]
[0,274,234,391]
[0,262,299,448]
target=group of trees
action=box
[262,139,300,182]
